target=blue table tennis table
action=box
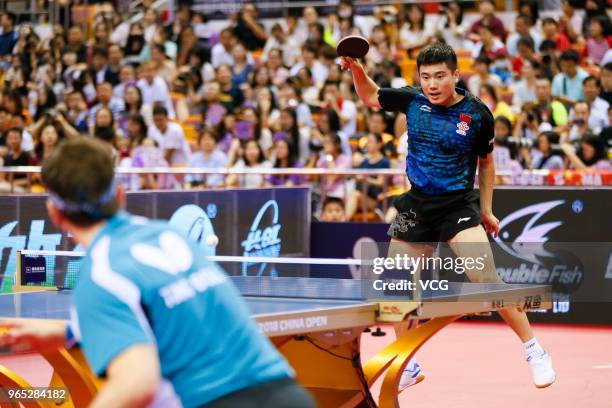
[0,277,551,408]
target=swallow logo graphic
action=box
[493,200,565,265]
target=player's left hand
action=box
[481,211,499,238]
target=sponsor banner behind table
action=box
[0,188,310,292]
[311,188,612,324]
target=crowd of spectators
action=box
[0,0,611,220]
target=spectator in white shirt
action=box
[263,23,300,67]
[290,44,329,87]
[137,61,176,119]
[89,82,125,127]
[113,65,136,101]
[321,80,357,142]
[582,75,610,129]
[186,129,228,187]
[211,28,236,68]
[148,106,191,166]
[467,56,502,96]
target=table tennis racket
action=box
[336,35,370,58]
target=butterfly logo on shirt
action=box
[130,231,194,275]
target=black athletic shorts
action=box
[202,377,316,408]
[388,189,482,243]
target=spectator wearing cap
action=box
[552,50,589,104]
[468,0,508,43]
[468,56,502,96]
[582,76,610,129]
[0,12,18,56]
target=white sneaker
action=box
[398,361,425,392]
[528,352,556,388]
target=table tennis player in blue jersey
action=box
[0,139,316,408]
[341,42,556,390]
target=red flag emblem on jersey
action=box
[460,114,472,123]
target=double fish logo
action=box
[493,200,565,265]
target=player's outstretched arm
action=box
[0,319,67,353]
[339,57,382,109]
[89,344,161,408]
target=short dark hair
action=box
[416,42,457,72]
[5,127,22,139]
[583,75,599,87]
[152,105,168,117]
[92,47,108,58]
[517,35,535,50]
[560,50,579,63]
[322,196,344,210]
[3,12,16,26]
[41,138,118,226]
[541,17,558,27]
[474,56,492,66]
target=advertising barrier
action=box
[0,187,310,291]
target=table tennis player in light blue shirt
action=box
[0,139,316,408]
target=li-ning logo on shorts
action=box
[389,208,418,236]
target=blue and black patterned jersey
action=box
[379,87,494,195]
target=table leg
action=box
[363,316,461,408]
[275,327,376,408]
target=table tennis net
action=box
[15,250,369,293]
[17,250,83,290]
